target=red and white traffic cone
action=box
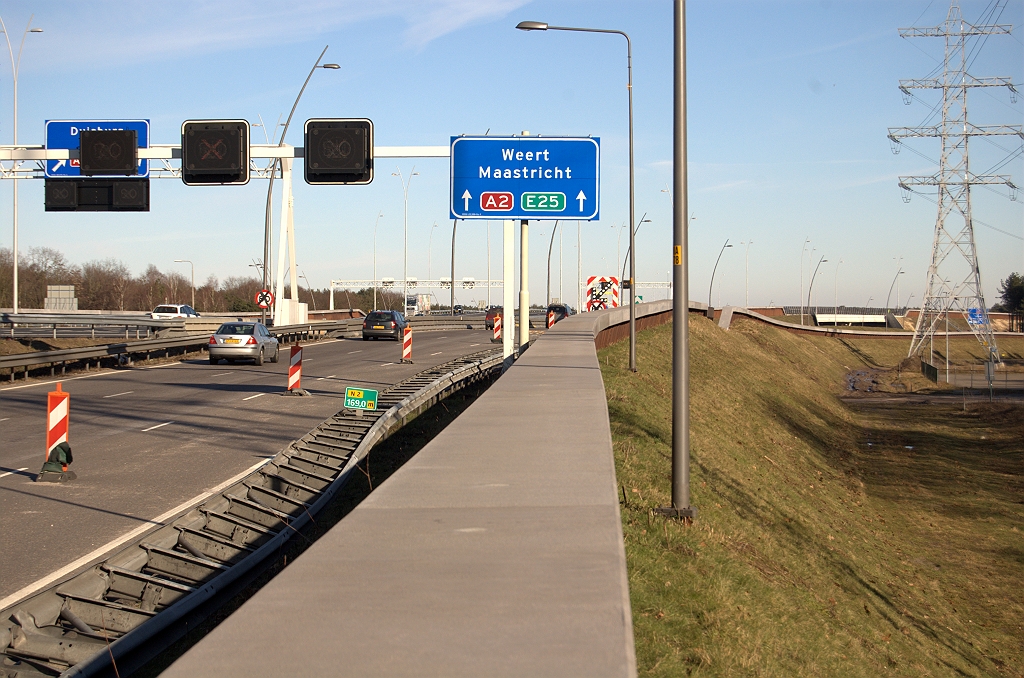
[402,326,413,363]
[287,344,304,392]
[47,383,69,460]
[492,314,502,343]
[39,383,74,482]
[547,310,556,328]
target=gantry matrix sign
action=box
[450,136,599,220]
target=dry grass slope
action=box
[600,316,1023,677]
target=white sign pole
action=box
[273,156,290,326]
[519,219,530,352]
[503,219,514,361]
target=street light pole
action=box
[799,237,811,326]
[655,0,696,521]
[392,166,419,317]
[516,20,636,371]
[372,210,384,311]
[0,15,42,314]
[807,255,828,319]
[299,271,317,311]
[547,221,560,306]
[885,268,905,313]
[708,240,732,312]
[173,260,194,310]
[428,221,438,280]
[264,47,338,324]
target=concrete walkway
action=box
[163,303,674,677]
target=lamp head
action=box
[30,28,43,33]
[322,63,340,69]
[516,21,548,31]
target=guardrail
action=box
[0,349,502,677]
[1,313,185,339]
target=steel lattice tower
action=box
[888,1,1021,363]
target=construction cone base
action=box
[36,470,77,483]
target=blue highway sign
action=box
[968,307,984,325]
[450,136,599,220]
[45,120,150,178]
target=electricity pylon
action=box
[888,1,1021,364]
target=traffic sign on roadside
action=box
[255,289,274,309]
[45,120,150,178]
[450,136,599,220]
[345,387,378,411]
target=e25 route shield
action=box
[450,136,599,220]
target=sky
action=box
[1,0,1022,310]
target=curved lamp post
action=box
[546,221,560,305]
[806,255,828,321]
[517,20,638,371]
[0,15,42,314]
[740,240,753,307]
[885,268,905,312]
[262,48,338,323]
[708,239,732,312]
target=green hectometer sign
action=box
[345,387,378,410]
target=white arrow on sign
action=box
[462,189,472,212]
[51,159,66,172]
[576,190,587,211]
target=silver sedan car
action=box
[208,322,279,365]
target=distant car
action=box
[362,310,408,341]
[453,304,464,315]
[150,304,200,319]
[546,303,573,325]
[485,306,502,329]
[208,321,279,365]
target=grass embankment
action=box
[600,317,1023,676]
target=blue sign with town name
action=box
[44,120,150,178]
[450,136,599,220]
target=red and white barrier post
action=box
[47,383,69,462]
[492,314,502,343]
[401,326,413,363]
[547,310,556,328]
[288,344,302,391]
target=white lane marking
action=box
[0,368,129,392]
[470,344,480,347]
[0,417,9,422]
[142,421,173,432]
[0,457,272,612]
[296,338,340,348]
[103,391,134,399]
[316,375,336,381]
[301,358,314,362]
[0,467,29,479]
[210,372,232,377]
[145,362,184,369]
[347,350,362,354]
[242,393,266,401]
[431,352,443,356]
[380,362,394,367]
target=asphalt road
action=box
[0,330,495,603]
